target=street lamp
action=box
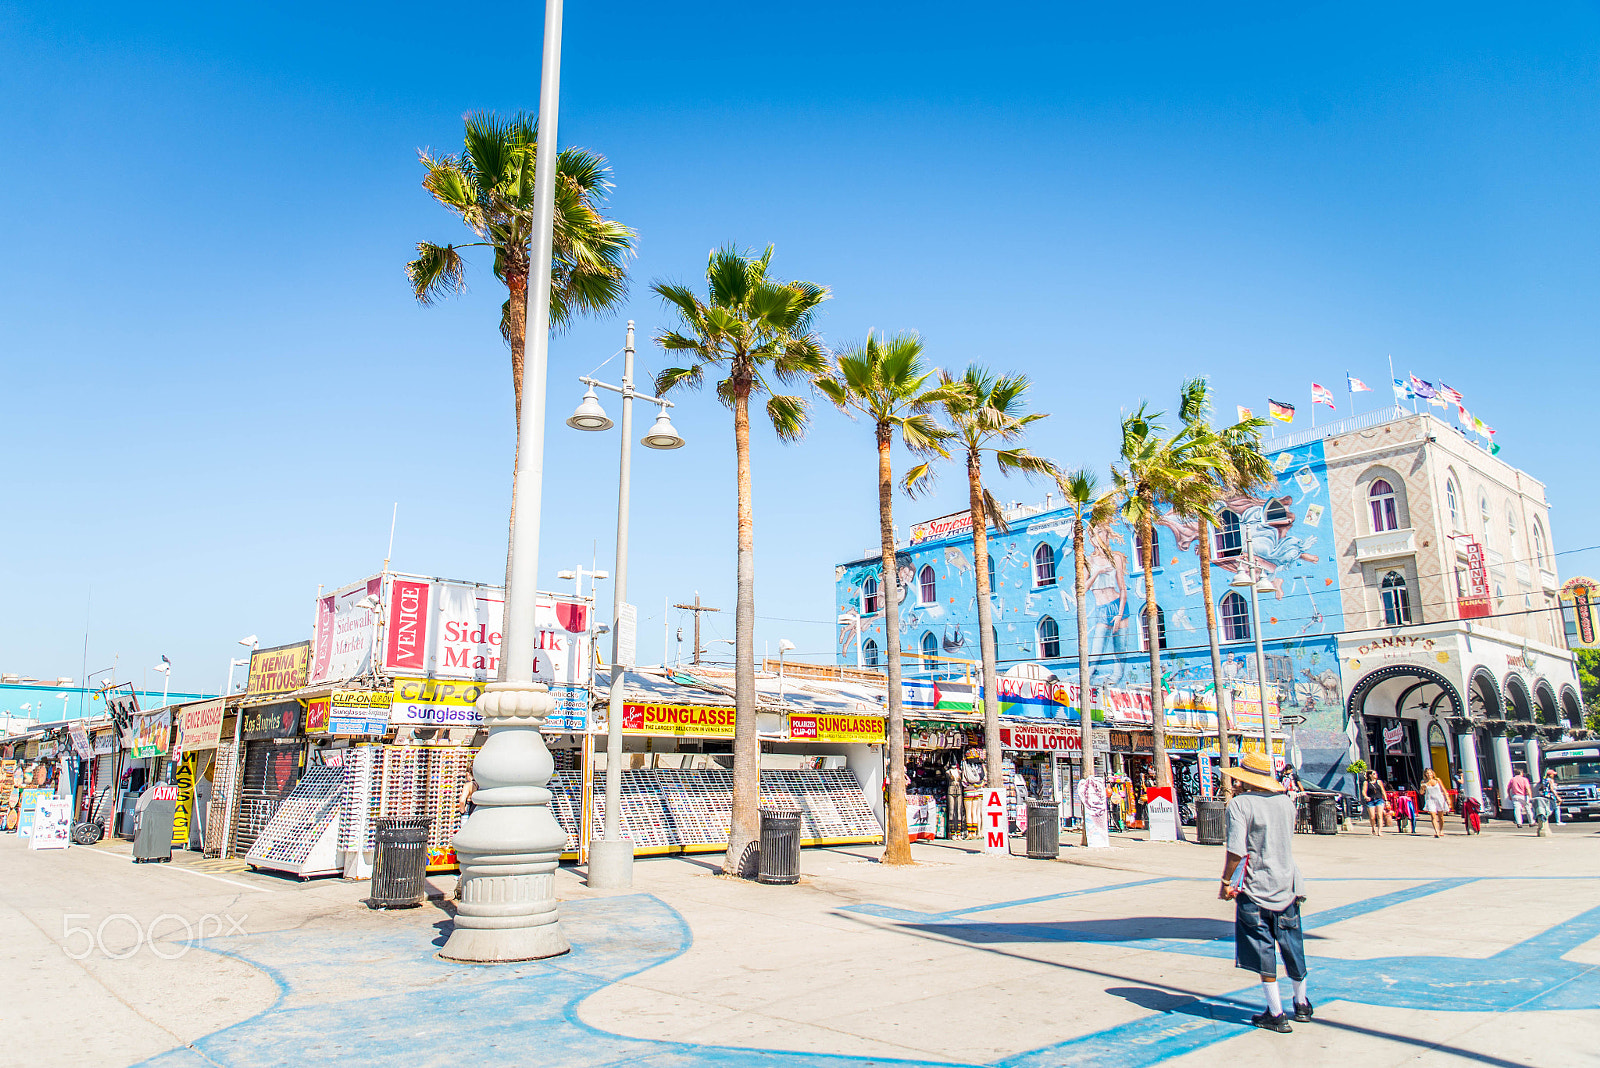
[777,638,796,699]
[1230,542,1279,764]
[152,656,172,712]
[441,0,573,964]
[566,319,687,890]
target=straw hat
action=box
[1221,751,1284,793]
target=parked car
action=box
[1542,742,1600,820]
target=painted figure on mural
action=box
[1158,494,1321,599]
[1086,522,1134,684]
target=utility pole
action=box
[672,594,720,665]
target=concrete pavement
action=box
[3,817,1597,1066]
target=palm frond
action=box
[902,460,938,498]
[407,242,467,304]
[654,365,704,395]
[993,448,1059,481]
[766,393,810,442]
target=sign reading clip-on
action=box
[389,678,487,728]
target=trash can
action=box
[1195,798,1226,845]
[1025,801,1060,859]
[369,817,432,909]
[758,807,803,885]
[1310,794,1339,835]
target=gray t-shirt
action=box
[1226,791,1304,911]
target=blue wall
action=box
[836,438,1346,739]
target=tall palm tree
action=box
[408,111,635,430]
[817,332,954,866]
[1055,466,1105,840]
[653,245,830,877]
[1173,378,1271,798]
[1103,404,1218,791]
[908,366,1055,791]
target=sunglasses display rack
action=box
[337,745,379,854]
[242,764,344,877]
[203,744,237,857]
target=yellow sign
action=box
[1561,576,1600,649]
[175,698,226,751]
[247,641,312,696]
[391,678,484,707]
[621,702,735,737]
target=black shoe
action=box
[1293,999,1314,1022]
[1250,1011,1293,1033]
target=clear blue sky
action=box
[3,2,1597,693]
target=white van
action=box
[1543,742,1600,820]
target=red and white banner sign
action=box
[1458,539,1491,619]
[312,576,383,683]
[386,578,431,672]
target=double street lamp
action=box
[567,320,684,889]
[1230,541,1280,763]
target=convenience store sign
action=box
[787,714,885,743]
[621,702,734,737]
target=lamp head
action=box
[557,570,576,580]
[566,387,613,432]
[592,570,609,581]
[778,639,797,653]
[238,635,258,649]
[641,409,686,450]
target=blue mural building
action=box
[836,438,1350,788]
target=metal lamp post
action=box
[1231,543,1278,762]
[440,0,573,964]
[566,319,685,889]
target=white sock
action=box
[1262,979,1283,1015]
[1292,977,1308,1003]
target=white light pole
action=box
[441,0,571,964]
[218,636,257,860]
[153,656,172,713]
[1231,544,1278,762]
[777,638,796,699]
[566,319,685,889]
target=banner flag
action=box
[1268,399,1295,423]
[1346,373,1372,392]
[1437,382,1462,403]
[1457,403,1472,427]
[1236,405,1253,422]
[1392,378,1411,403]
[1408,374,1437,399]
[1311,383,1335,408]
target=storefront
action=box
[999,718,1084,833]
[904,716,983,840]
[233,700,307,855]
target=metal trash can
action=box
[369,817,432,909]
[1025,801,1060,859]
[1310,794,1339,835]
[1195,798,1226,845]
[758,807,803,885]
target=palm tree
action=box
[1173,379,1271,799]
[653,245,830,877]
[908,367,1055,791]
[1103,404,1218,791]
[817,332,954,865]
[1055,466,1105,841]
[408,111,636,433]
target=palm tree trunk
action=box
[968,453,1002,791]
[1075,513,1093,843]
[497,269,530,683]
[724,377,760,877]
[1197,516,1232,800]
[1142,512,1170,788]
[878,426,913,865]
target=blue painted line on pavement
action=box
[840,876,1175,923]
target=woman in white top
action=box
[1421,769,1450,837]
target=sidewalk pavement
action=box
[4,817,1596,1067]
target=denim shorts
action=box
[1235,895,1307,980]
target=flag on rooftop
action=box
[1347,373,1372,393]
[1457,403,1472,427]
[1236,405,1253,422]
[1437,382,1463,403]
[1268,399,1295,423]
[1312,383,1335,408]
[1408,374,1437,399]
[1392,378,1410,403]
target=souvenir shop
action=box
[999,718,1085,833]
[904,715,984,840]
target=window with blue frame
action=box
[863,575,880,614]
[1037,616,1060,658]
[919,565,937,604]
[1215,510,1243,558]
[1221,591,1250,641]
[1033,542,1057,587]
[863,638,879,667]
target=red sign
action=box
[982,787,1007,853]
[1457,540,1491,619]
[147,784,180,802]
[999,722,1082,752]
[304,697,331,734]
[386,579,430,670]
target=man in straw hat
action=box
[1219,751,1311,1033]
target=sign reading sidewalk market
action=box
[175,698,226,752]
[390,678,485,728]
[328,688,392,735]
[620,702,735,738]
[246,641,312,696]
[786,713,885,744]
[130,709,171,758]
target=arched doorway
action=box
[1504,674,1534,722]
[1346,665,1463,790]
[1561,685,1583,730]
[1534,680,1559,726]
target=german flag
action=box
[1268,399,1295,423]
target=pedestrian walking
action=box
[1542,769,1563,826]
[1421,769,1449,837]
[1362,771,1386,836]
[1219,752,1311,1034]
[1508,769,1534,827]
[1462,793,1482,834]
[1393,790,1417,834]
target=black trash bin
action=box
[758,807,803,885]
[1310,793,1339,835]
[1025,801,1060,859]
[1195,798,1226,845]
[369,817,433,909]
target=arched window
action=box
[863,638,879,667]
[1265,499,1289,524]
[1214,510,1243,558]
[920,631,938,662]
[1480,492,1491,531]
[1534,520,1548,569]
[1033,542,1057,587]
[1369,479,1399,532]
[1135,527,1160,570]
[986,555,996,584]
[862,576,880,615]
[1141,604,1167,651]
[1381,570,1412,626]
[918,565,937,604]
[1221,592,1251,642]
[1494,582,1504,608]
[1505,500,1517,541]
[1037,616,1060,659]
[1446,478,1460,525]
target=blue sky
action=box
[3,2,1597,693]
